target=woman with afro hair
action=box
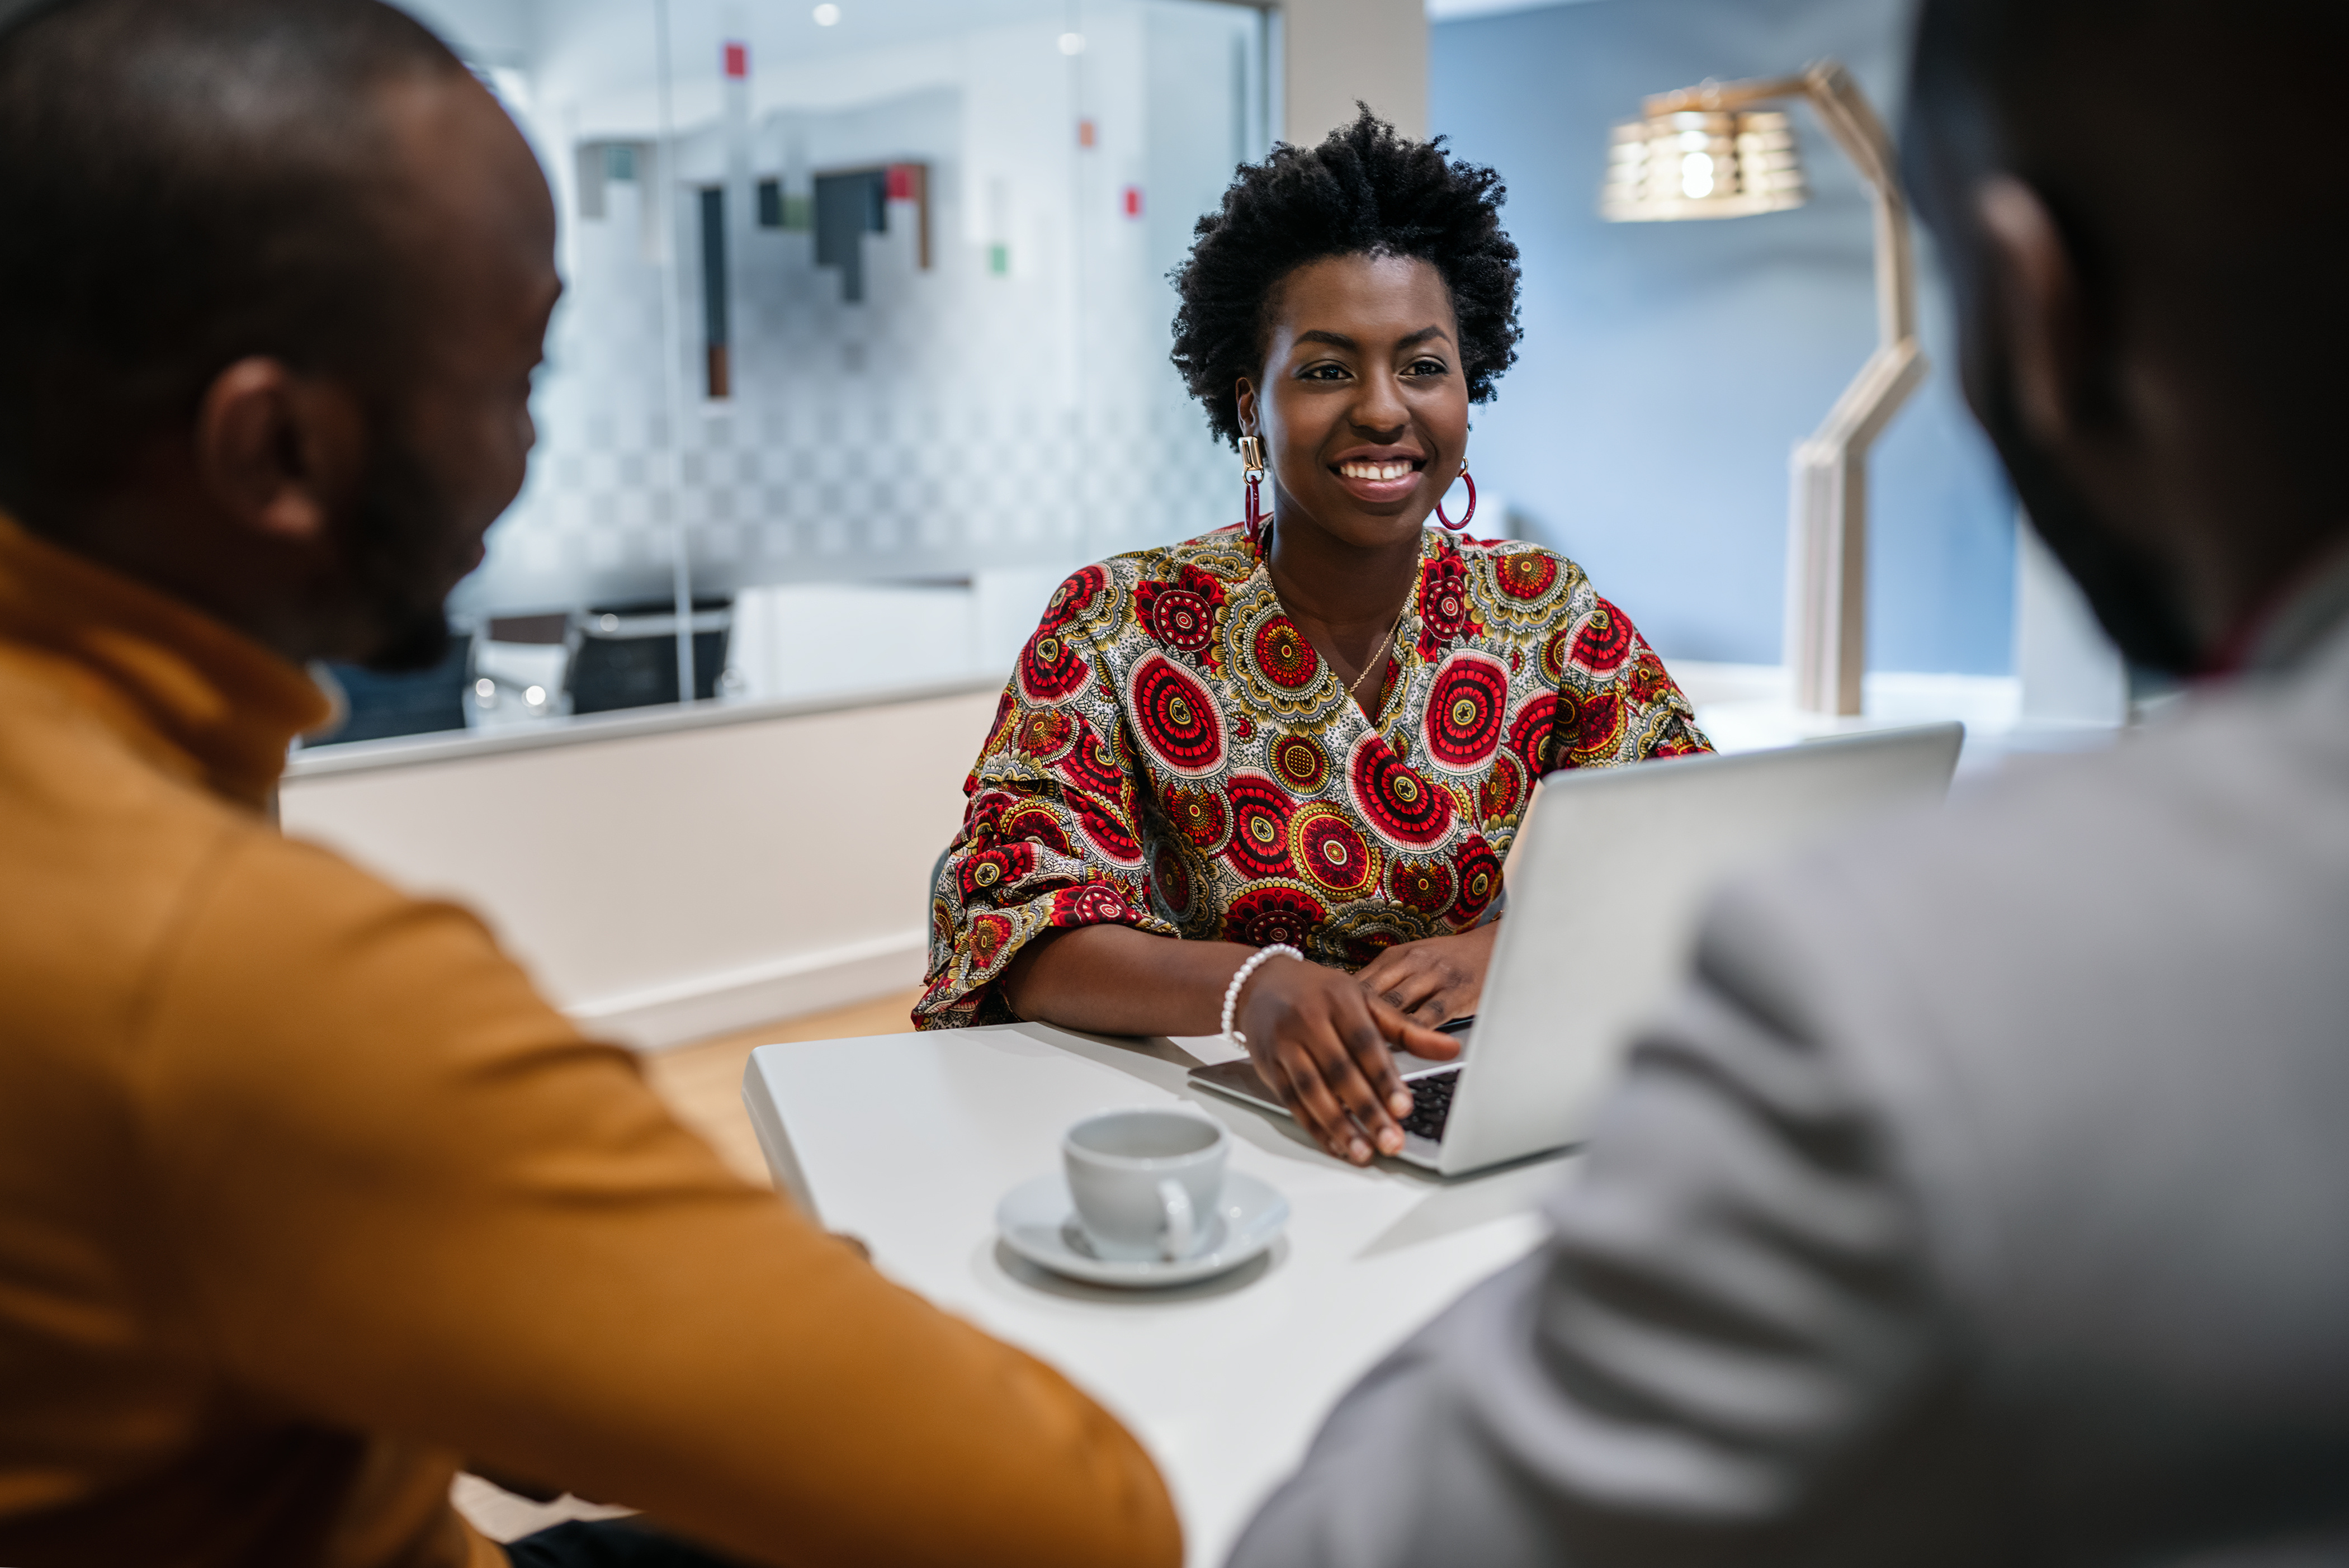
[918,108,1709,1164]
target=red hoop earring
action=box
[1436,462,1476,532]
[1239,435,1268,545]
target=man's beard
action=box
[347,434,471,673]
[1974,372,2203,676]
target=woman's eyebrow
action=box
[1292,324,1454,351]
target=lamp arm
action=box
[1632,57,1929,716]
[1640,72,1811,117]
[1782,61,1926,717]
[1799,60,1917,350]
[1809,339,1926,455]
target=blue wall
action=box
[1430,0,2014,672]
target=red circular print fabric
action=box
[1018,629,1091,703]
[1450,838,1502,925]
[1415,550,1476,656]
[1154,844,1194,919]
[1127,652,1226,778]
[1508,691,1561,776]
[1270,732,1330,794]
[1058,719,1127,800]
[1569,599,1636,675]
[1053,880,1137,927]
[1421,651,1509,774]
[1477,752,1526,823]
[1039,564,1109,633]
[1624,650,1673,705]
[1566,686,1626,764]
[920,527,1712,1029]
[1225,882,1328,950]
[1540,625,1570,685]
[1387,856,1456,915]
[1164,784,1230,852]
[1225,772,1296,878]
[1346,734,1455,850]
[1252,617,1320,691]
[1290,804,1378,898]
[969,913,1014,969]
[1494,551,1559,601]
[1331,906,1421,968]
[1133,565,1226,665]
[1071,792,1143,867]
[958,843,1036,901]
[999,798,1076,858]
[1012,708,1076,763]
[1143,585,1214,653]
[966,786,1019,835]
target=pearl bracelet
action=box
[1222,943,1302,1051]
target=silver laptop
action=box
[1189,723,1963,1175]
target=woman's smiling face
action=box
[1237,252,1471,551]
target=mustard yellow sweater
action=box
[0,515,1179,1568]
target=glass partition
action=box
[316,0,1272,747]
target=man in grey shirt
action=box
[1231,0,2349,1562]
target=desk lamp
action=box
[1601,60,1924,715]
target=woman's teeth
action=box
[1339,460,1415,481]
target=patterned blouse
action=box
[915,525,1710,1028]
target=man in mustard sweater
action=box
[0,1,1180,1565]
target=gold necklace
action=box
[1266,522,1418,712]
[1345,583,1417,710]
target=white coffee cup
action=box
[1062,1108,1229,1262]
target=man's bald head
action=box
[0,0,559,672]
[1903,0,2349,672]
[0,0,471,523]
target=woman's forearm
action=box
[1009,923,1462,1163]
[1003,925,1256,1037]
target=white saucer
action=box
[995,1170,1289,1288]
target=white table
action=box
[743,1021,1571,1567]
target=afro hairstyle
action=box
[1169,104,1522,448]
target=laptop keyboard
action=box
[1400,1069,1461,1141]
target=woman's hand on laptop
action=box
[1351,922,1498,1028]
[1236,961,1459,1165]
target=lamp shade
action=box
[1600,108,1806,221]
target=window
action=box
[316,0,1270,750]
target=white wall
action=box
[281,687,1003,1048]
[1284,0,1428,143]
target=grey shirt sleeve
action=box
[1229,880,1969,1568]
